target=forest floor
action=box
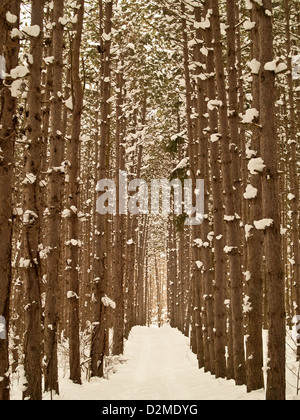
[11,325,299,400]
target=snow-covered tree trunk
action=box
[44,0,64,395]
[113,66,125,353]
[22,0,45,401]
[284,0,300,357]
[204,0,227,379]
[67,0,84,386]
[245,3,264,393]
[0,0,20,401]
[256,0,286,401]
[211,0,246,386]
[91,0,112,376]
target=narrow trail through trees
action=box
[54,326,263,401]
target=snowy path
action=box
[53,326,265,400]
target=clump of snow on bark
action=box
[243,295,252,313]
[194,238,203,248]
[62,209,72,218]
[224,246,237,254]
[173,157,189,172]
[254,219,274,230]
[39,246,51,260]
[241,108,259,124]
[65,239,82,247]
[6,11,18,24]
[243,271,251,282]
[19,258,31,268]
[245,147,257,159]
[264,60,287,74]
[288,193,295,201]
[196,261,204,270]
[67,291,79,299]
[207,100,222,111]
[22,25,41,37]
[58,17,68,26]
[9,79,23,97]
[23,210,38,225]
[65,96,73,110]
[224,215,235,222]
[10,65,29,79]
[245,224,254,240]
[248,157,266,175]
[11,28,23,38]
[248,59,261,74]
[44,56,55,65]
[243,21,256,31]
[244,184,258,200]
[207,232,214,242]
[22,173,36,185]
[210,133,221,143]
[102,295,116,309]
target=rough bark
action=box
[257,0,286,400]
[204,0,227,379]
[211,0,246,385]
[91,0,112,377]
[245,3,264,393]
[44,0,64,395]
[22,0,45,401]
[0,0,20,401]
[67,0,84,385]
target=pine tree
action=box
[22,0,45,401]
[44,0,64,395]
[0,0,20,401]
[67,0,85,385]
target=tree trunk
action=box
[67,0,84,385]
[44,0,64,395]
[204,0,227,379]
[245,3,264,393]
[113,67,125,355]
[284,0,300,357]
[0,0,20,401]
[91,0,112,377]
[256,0,286,401]
[22,0,45,401]
[211,0,246,385]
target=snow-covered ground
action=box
[11,325,300,400]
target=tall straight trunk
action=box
[0,0,20,401]
[113,67,125,355]
[181,2,206,366]
[155,257,161,328]
[245,4,264,393]
[256,0,286,401]
[91,0,113,377]
[136,216,148,326]
[125,141,143,333]
[193,4,216,374]
[44,0,64,395]
[211,0,246,385]
[168,216,177,329]
[124,215,134,339]
[284,0,300,355]
[204,0,227,379]
[67,0,84,385]
[167,219,174,323]
[22,0,45,401]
